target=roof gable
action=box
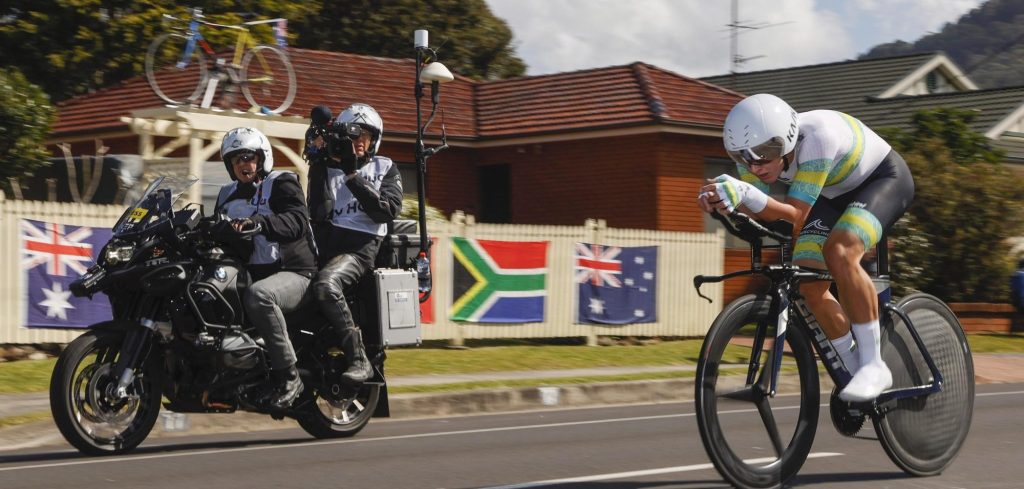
[700,52,976,115]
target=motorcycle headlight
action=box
[104,243,136,265]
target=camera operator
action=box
[306,103,403,383]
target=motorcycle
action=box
[50,175,425,455]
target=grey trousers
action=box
[244,271,311,371]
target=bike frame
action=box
[695,213,944,412]
[170,10,278,73]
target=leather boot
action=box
[340,328,374,383]
[267,365,303,410]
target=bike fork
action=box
[760,284,792,397]
[110,298,161,401]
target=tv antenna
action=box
[727,0,792,73]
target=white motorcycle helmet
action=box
[221,127,273,180]
[723,93,799,166]
[336,103,384,158]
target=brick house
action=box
[47,48,742,235]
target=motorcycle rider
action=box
[306,103,403,383]
[216,127,318,409]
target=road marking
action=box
[977,390,1024,397]
[479,452,844,488]
[8,389,1018,473]
[0,411,716,472]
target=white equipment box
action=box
[375,268,422,347]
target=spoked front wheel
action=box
[49,328,163,455]
[240,45,296,114]
[695,295,821,489]
[145,33,209,106]
[875,293,975,476]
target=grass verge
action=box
[1,333,1021,395]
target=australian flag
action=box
[575,243,657,325]
[21,219,112,328]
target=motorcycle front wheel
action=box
[50,328,163,455]
[296,382,380,439]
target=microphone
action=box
[305,105,334,163]
[311,105,333,126]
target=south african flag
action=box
[450,237,548,323]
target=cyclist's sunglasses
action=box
[726,138,786,168]
[231,151,259,164]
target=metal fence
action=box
[0,200,725,345]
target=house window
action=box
[479,164,511,223]
[397,162,418,197]
[926,72,939,93]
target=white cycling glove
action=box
[708,174,769,213]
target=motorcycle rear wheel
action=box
[296,383,380,438]
[50,329,163,455]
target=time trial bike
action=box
[693,211,974,489]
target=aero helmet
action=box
[723,93,798,166]
[336,103,384,158]
[221,127,273,180]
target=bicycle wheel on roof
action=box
[145,33,209,106]
[240,45,296,114]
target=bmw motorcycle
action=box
[50,176,424,455]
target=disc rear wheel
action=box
[874,293,974,476]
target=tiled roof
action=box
[854,85,1024,135]
[474,62,741,137]
[54,48,479,139]
[53,50,741,141]
[698,52,1024,147]
[701,52,942,115]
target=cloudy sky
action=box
[485,0,986,78]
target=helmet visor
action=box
[726,137,787,167]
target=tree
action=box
[291,0,525,80]
[1,0,524,103]
[0,68,55,195]
[881,108,1024,303]
[0,1,312,102]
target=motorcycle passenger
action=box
[306,103,403,384]
[698,94,915,402]
[216,127,318,409]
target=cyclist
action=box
[698,93,915,402]
[215,127,318,409]
[306,103,403,384]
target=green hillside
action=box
[861,0,1024,88]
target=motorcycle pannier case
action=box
[375,220,429,270]
[374,268,422,347]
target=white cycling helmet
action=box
[221,127,273,180]
[723,93,799,166]
[336,103,383,158]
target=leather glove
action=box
[230,218,260,233]
[337,140,358,175]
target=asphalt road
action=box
[1,383,1021,489]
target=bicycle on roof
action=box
[692,211,974,489]
[144,7,296,114]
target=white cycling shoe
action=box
[839,361,892,402]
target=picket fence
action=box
[0,200,725,345]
